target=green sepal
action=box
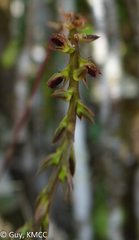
[51,89,73,102]
[73,66,88,81]
[76,100,95,124]
[52,115,68,144]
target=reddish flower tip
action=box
[87,67,97,77]
[51,37,63,46]
[48,77,63,89]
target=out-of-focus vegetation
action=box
[0,0,139,240]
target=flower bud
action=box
[52,115,68,144]
[74,33,100,43]
[37,150,61,175]
[76,100,95,124]
[51,89,73,101]
[34,196,49,230]
[74,14,88,29]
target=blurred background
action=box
[0,0,139,240]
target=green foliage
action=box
[93,205,108,239]
[92,182,108,239]
[77,24,95,35]
[1,40,20,68]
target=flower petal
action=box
[48,76,63,89]
[58,6,75,20]
[83,76,88,88]
[51,37,63,46]
[87,65,101,77]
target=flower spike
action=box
[24,9,102,239]
[47,65,70,89]
[46,33,75,53]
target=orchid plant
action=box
[15,9,101,239]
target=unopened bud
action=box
[76,100,95,124]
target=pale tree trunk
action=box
[73,118,92,240]
[87,0,124,239]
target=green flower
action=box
[47,65,70,89]
[73,57,101,87]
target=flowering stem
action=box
[16,10,101,238]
